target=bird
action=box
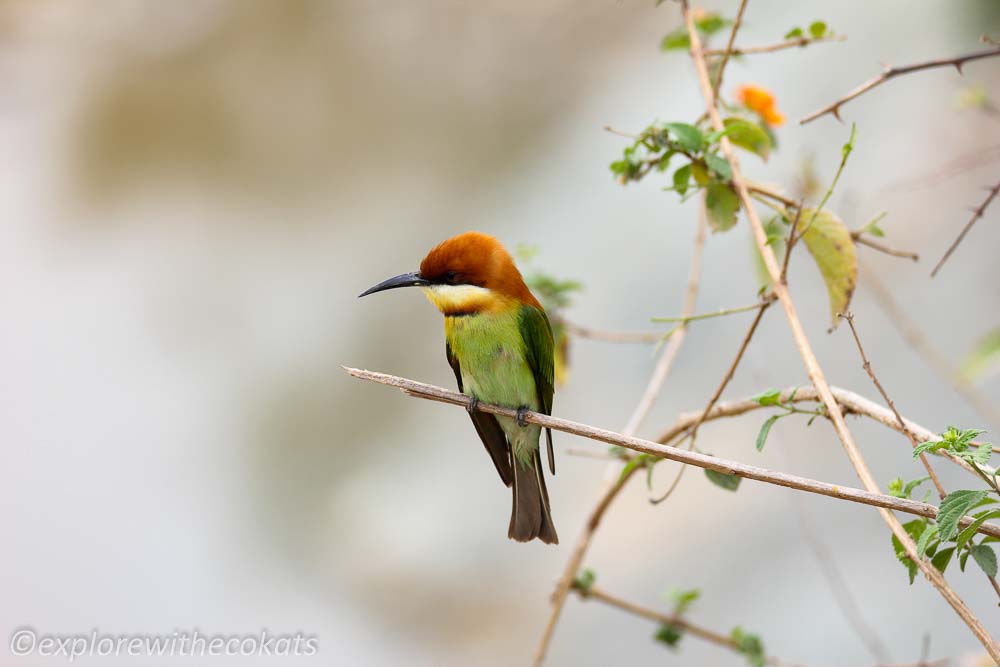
[359,231,558,544]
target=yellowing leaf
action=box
[796,209,857,328]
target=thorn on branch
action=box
[930,178,1000,277]
[800,46,1000,124]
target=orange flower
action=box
[735,84,785,126]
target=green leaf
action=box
[722,117,772,160]
[955,509,1000,552]
[706,184,740,232]
[673,164,692,196]
[960,548,971,571]
[751,389,783,406]
[969,442,994,466]
[916,523,939,559]
[696,14,729,36]
[667,587,701,615]
[784,27,804,39]
[961,328,1000,382]
[900,476,931,499]
[913,439,948,458]
[808,21,828,38]
[970,543,998,577]
[859,212,887,238]
[891,519,926,585]
[660,30,690,51]
[730,627,766,667]
[654,623,684,648]
[705,467,741,491]
[888,477,904,498]
[619,454,650,484]
[937,489,989,541]
[704,153,732,180]
[665,122,706,153]
[755,414,780,452]
[573,568,596,595]
[796,208,857,328]
[931,546,955,574]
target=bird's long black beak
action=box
[358,271,430,298]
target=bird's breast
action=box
[444,310,537,409]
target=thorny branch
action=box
[800,46,1000,124]
[929,179,1000,277]
[342,367,1000,540]
[680,1,1000,658]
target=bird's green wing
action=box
[518,304,556,474]
[447,342,513,487]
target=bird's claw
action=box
[466,396,479,415]
[516,406,529,428]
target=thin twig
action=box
[800,46,1000,124]
[749,185,798,208]
[851,234,919,261]
[929,179,1000,277]
[532,215,707,667]
[341,367,1000,540]
[680,2,1000,658]
[710,0,749,99]
[650,295,774,504]
[860,260,1000,433]
[780,201,804,283]
[572,584,797,667]
[561,321,661,344]
[652,299,768,323]
[839,312,947,498]
[603,125,640,140]
[704,33,846,57]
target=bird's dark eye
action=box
[443,270,458,284]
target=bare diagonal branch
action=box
[930,179,1000,277]
[800,47,1000,124]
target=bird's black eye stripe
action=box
[443,270,458,284]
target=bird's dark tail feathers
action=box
[508,450,558,544]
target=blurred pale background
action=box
[2,1,999,665]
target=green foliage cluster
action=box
[659,11,730,52]
[784,21,833,40]
[610,119,769,233]
[887,428,999,583]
